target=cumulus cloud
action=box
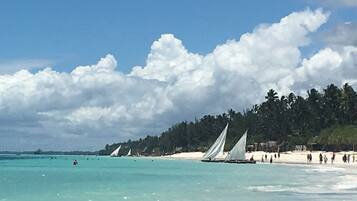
[278,46,357,95]
[0,8,356,151]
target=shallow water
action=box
[1,154,357,201]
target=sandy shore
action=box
[163,151,357,166]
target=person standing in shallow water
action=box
[270,156,273,163]
[319,153,323,164]
[73,160,78,166]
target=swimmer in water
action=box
[73,160,78,166]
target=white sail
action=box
[110,145,121,157]
[126,149,131,156]
[202,123,228,160]
[225,131,247,161]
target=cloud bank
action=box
[1,9,356,150]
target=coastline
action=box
[162,151,357,167]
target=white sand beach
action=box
[164,151,357,166]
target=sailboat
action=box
[126,149,132,156]
[110,145,121,157]
[225,131,255,164]
[201,123,228,162]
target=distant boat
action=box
[126,149,132,156]
[225,130,255,164]
[110,145,121,157]
[201,123,228,162]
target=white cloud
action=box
[278,47,357,95]
[130,34,203,82]
[1,8,356,151]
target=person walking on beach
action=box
[307,153,311,163]
[324,155,328,164]
[331,153,335,164]
[309,153,312,163]
[270,156,273,163]
[278,152,280,159]
[348,154,351,163]
[319,153,323,164]
[343,154,347,163]
[353,154,355,163]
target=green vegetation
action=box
[311,125,357,146]
[99,83,357,155]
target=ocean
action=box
[1,154,357,201]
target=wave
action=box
[333,175,357,191]
[247,184,339,194]
[247,185,293,193]
[249,178,357,195]
[304,166,346,173]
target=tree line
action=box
[99,83,357,155]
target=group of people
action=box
[314,153,335,164]
[307,153,313,163]
[318,153,330,164]
[261,152,280,163]
[306,152,355,164]
[342,154,355,163]
[259,152,356,164]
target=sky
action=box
[0,0,356,151]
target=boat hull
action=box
[201,159,225,163]
[225,160,256,164]
[201,159,256,164]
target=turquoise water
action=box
[1,155,357,201]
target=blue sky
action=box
[0,1,357,151]
[1,0,355,73]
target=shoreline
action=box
[162,151,357,167]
